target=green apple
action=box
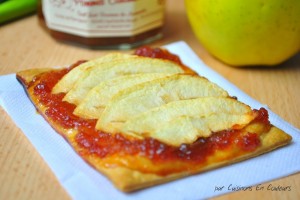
[185,0,300,66]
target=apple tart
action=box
[16,47,292,192]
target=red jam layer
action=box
[75,127,262,162]
[30,47,268,173]
[135,46,194,73]
[135,46,184,66]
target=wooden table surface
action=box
[0,1,299,199]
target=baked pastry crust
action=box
[16,55,292,192]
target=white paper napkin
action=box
[0,41,299,200]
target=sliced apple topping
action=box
[122,97,255,146]
[54,53,257,147]
[52,53,132,94]
[96,74,229,134]
[74,73,173,119]
[63,56,185,105]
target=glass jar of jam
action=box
[38,0,165,49]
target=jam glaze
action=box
[27,48,269,175]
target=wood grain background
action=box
[0,0,299,199]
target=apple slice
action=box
[63,56,185,105]
[74,73,173,119]
[96,74,228,133]
[122,97,255,146]
[52,53,132,94]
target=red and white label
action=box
[42,0,165,37]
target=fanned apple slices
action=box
[95,74,229,134]
[121,97,255,146]
[52,53,133,94]
[74,73,173,119]
[16,49,292,192]
[60,55,186,105]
